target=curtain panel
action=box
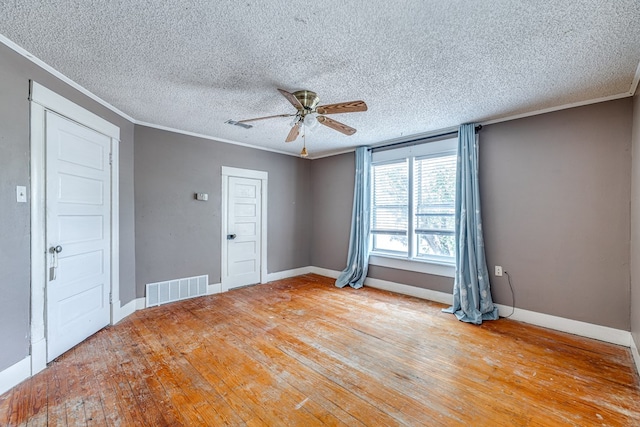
[336,146,371,289]
[444,124,499,324]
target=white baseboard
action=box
[308,266,453,305]
[116,298,138,323]
[0,356,31,396]
[494,303,631,347]
[304,266,632,348]
[364,276,454,305]
[307,266,340,279]
[631,335,640,376]
[208,283,222,294]
[267,267,314,282]
[127,285,217,312]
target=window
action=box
[413,154,456,260]
[371,161,408,254]
[371,137,457,270]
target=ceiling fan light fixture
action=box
[289,115,301,127]
[303,113,319,130]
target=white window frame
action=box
[370,137,457,278]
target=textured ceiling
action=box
[2,1,640,158]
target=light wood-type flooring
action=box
[1,274,639,426]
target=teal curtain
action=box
[336,146,371,289]
[444,124,499,324]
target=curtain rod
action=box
[369,124,482,152]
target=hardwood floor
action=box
[1,274,639,426]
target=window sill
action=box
[369,254,455,278]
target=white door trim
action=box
[29,82,120,375]
[221,166,268,291]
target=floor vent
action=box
[145,274,208,307]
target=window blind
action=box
[372,161,408,234]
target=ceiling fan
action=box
[229,89,368,144]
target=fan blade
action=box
[278,88,304,110]
[238,113,294,123]
[285,124,300,142]
[317,116,357,136]
[316,100,367,115]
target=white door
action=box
[224,176,262,289]
[45,112,111,362]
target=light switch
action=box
[16,186,27,203]
[195,192,208,201]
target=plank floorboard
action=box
[127,311,246,425]
[218,317,374,425]
[25,368,48,427]
[46,355,69,427]
[0,389,12,424]
[6,376,30,426]
[85,329,144,426]
[154,305,327,426]
[142,319,221,424]
[105,323,183,426]
[224,286,456,425]
[196,309,372,425]
[1,274,639,426]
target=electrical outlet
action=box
[495,265,503,277]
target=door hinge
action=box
[109,153,113,165]
[109,292,113,304]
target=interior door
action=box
[46,111,111,362]
[224,176,262,289]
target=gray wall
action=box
[481,99,632,330]
[0,42,136,372]
[310,152,355,270]
[312,98,633,330]
[631,89,640,351]
[134,126,311,296]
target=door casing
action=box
[29,81,120,375]
[221,166,268,291]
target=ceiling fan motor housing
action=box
[293,90,320,112]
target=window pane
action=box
[372,161,408,232]
[417,233,455,258]
[416,213,455,230]
[414,154,456,259]
[415,155,456,208]
[372,161,408,255]
[373,234,408,254]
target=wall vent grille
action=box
[145,274,208,307]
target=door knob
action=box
[48,245,62,281]
[227,234,237,240]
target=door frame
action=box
[221,166,268,291]
[29,82,120,375]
